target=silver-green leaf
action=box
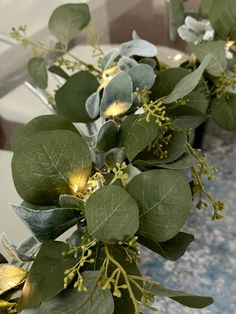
[27,57,48,89]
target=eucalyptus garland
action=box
[1,1,235,313]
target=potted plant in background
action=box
[0,1,235,313]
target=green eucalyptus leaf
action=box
[169,0,185,41]
[135,131,187,167]
[27,57,48,89]
[145,281,213,308]
[0,264,27,296]
[12,130,91,205]
[20,271,114,314]
[119,114,158,162]
[0,254,6,264]
[104,147,126,169]
[48,65,69,79]
[120,31,157,57]
[168,106,208,129]
[127,170,192,242]
[117,56,138,71]
[85,91,100,120]
[189,41,226,77]
[55,71,99,122]
[209,0,236,41]
[0,233,39,263]
[140,57,157,69]
[211,93,236,131]
[11,115,79,152]
[100,72,133,117]
[10,202,81,242]
[157,152,198,169]
[101,48,120,70]
[138,232,194,261]
[162,54,211,104]
[96,120,119,152]
[85,185,139,243]
[128,64,156,91]
[59,194,84,211]
[18,241,75,310]
[48,3,90,45]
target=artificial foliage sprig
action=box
[1,1,235,313]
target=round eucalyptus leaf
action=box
[11,115,79,152]
[96,120,118,152]
[211,93,236,131]
[48,3,90,46]
[85,185,139,243]
[135,131,187,166]
[127,169,192,242]
[120,35,157,57]
[55,71,99,123]
[104,147,126,169]
[20,271,114,314]
[12,130,92,205]
[117,56,138,71]
[100,72,133,117]
[119,114,158,162]
[85,91,100,120]
[128,64,156,91]
[101,48,120,70]
[27,57,48,89]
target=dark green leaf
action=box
[169,0,185,41]
[55,71,99,123]
[162,54,211,104]
[20,271,114,314]
[189,41,226,77]
[119,114,158,162]
[168,106,207,129]
[48,65,69,79]
[12,130,91,204]
[104,147,126,169]
[140,57,157,69]
[27,57,48,89]
[10,202,81,242]
[209,0,236,41]
[59,194,84,211]
[211,93,236,131]
[127,170,192,242]
[0,254,6,264]
[96,120,118,152]
[157,152,198,169]
[48,3,90,45]
[135,131,187,167]
[138,232,194,261]
[18,241,75,310]
[11,115,79,152]
[128,64,156,91]
[85,185,139,243]
[145,281,213,308]
[100,72,133,117]
[85,91,100,120]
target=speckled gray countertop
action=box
[141,122,236,314]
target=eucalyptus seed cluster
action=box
[187,144,225,220]
[215,74,236,99]
[63,240,97,291]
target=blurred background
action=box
[0,1,235,313]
